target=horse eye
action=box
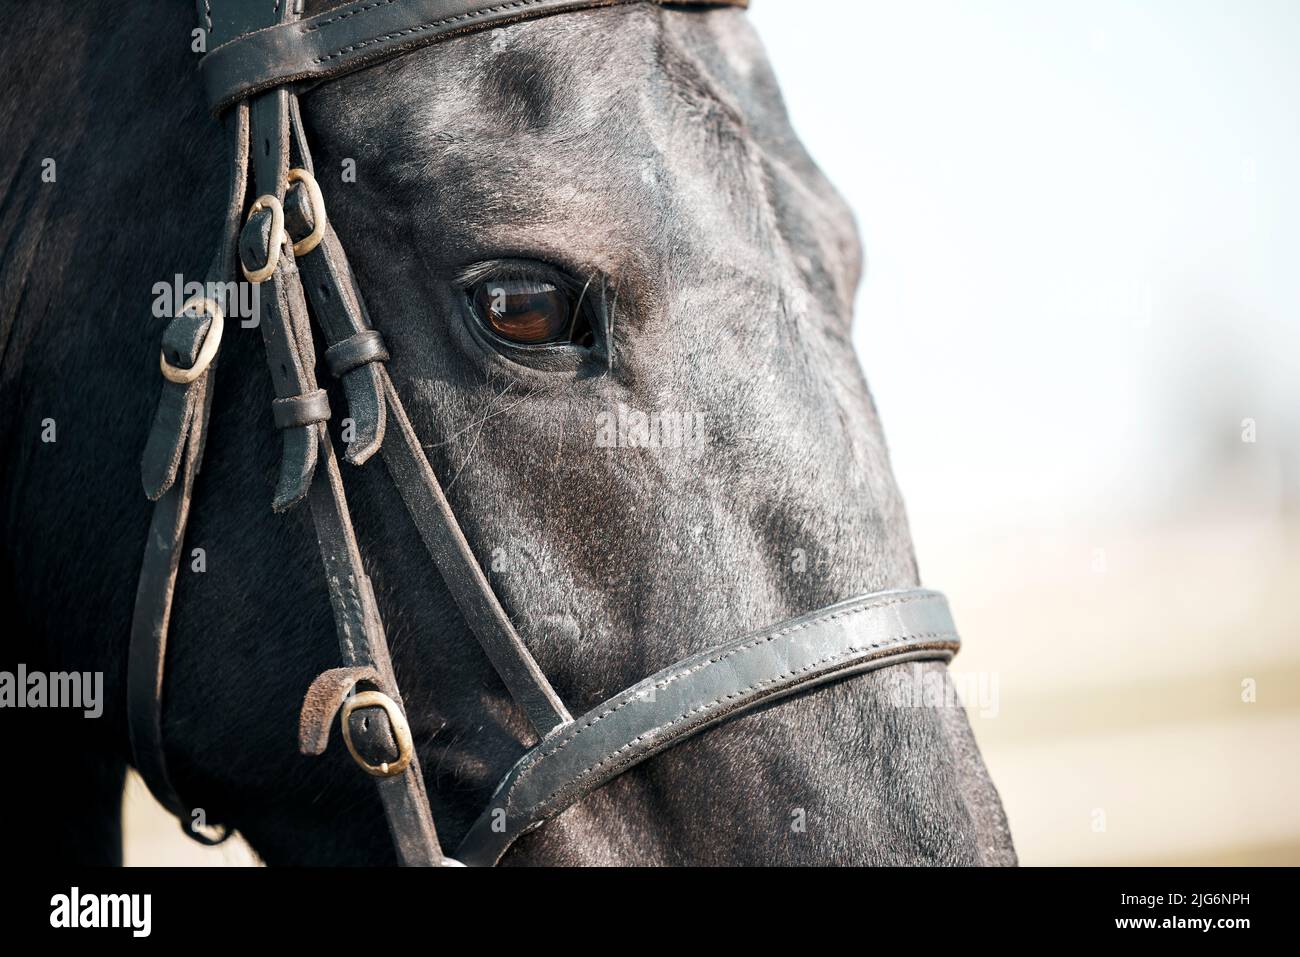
[471,278,572,344]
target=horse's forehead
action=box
[387,7,749,124]
[309,6,848,284]
[328,10,756,174]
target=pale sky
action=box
[749,0,1300,534]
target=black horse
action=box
[0,1,1015,865]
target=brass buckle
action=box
[341,690,414,778]
[286,167,327,256]
[159,296,224,384]
[239,193,285,284]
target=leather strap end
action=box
[141,383,195,501]
[239,206,278,278]
[140,311,214,499]
[270,394,329,510]
[340,365,386,466]
[271,425,319,512]
[299,665,381,755]
[323,332,388,465]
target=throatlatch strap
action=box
[128,371,217,834]
[130,0,445,865]
[128,99,251,843]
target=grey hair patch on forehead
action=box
[476,46,568,135]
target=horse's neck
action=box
[1,3,208,354]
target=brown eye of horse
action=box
[472,278,572,344]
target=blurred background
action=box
[755,0,1300,864]
[123,0,1300,864]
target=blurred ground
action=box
[927,507,1300,865]
[122,774,258,866]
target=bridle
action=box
[130,0,963,866]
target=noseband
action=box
[131,0,962,866]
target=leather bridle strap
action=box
[238,0,445,864]
[281,102,572,735]
[300,430,445,864]
[128,99,251,841]
[201,0,750,113]
[457,589,959,866]
[129,0,445,864]
[376,370,574,735]
[128,365,219,837]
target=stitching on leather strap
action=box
[573,632,958,778]
[203,1,748,112]
[313,0,553,63]
[513,629,958,818]
[305,0,408,32]
[534,592,930,764]
[202,0,549,58]
[500,593,942,814]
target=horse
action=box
[0,0,1015,865]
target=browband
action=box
[201,0,750,113]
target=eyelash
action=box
[456,260,585,294]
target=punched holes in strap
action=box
[272,389,330,430]
[325,330,389,378]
